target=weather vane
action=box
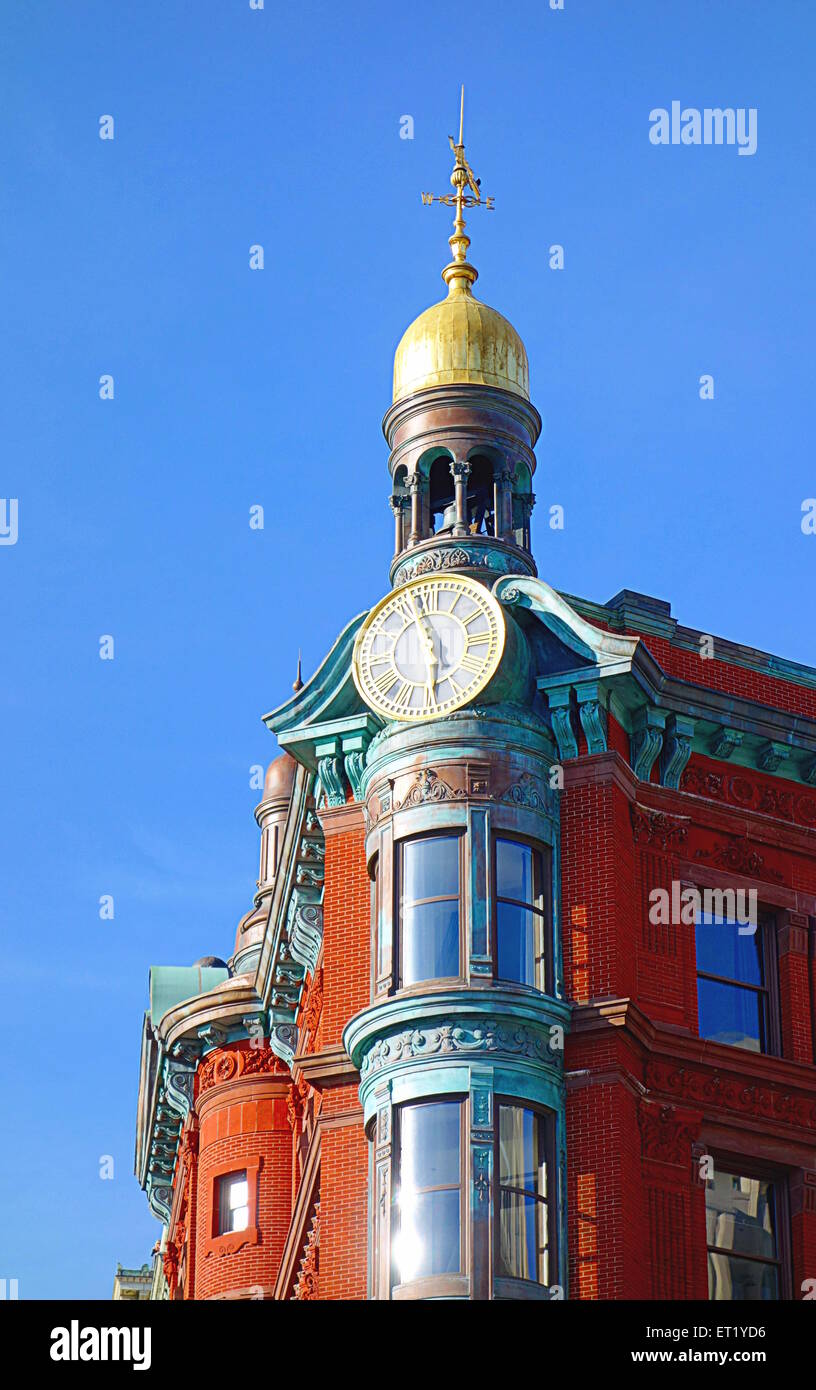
[421,87,494,267]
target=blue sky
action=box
[1,1,814,1298]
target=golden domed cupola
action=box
[392,270,530,403]
[383,91,541,590]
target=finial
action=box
[293,650,303,693]
[420,86,494,296]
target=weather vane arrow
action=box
[420,86,495,215]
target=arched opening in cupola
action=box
[428,453,456,533]
[466,455,496,536]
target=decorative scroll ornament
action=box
[301,966,324,1041]
[693,837,784,883]
[638,1103,699,1164]
[498,771,548,810]
[630,804,689,851]
[197,1043,288,1095]
[396,767,466,809]
[291,1203,320,1301]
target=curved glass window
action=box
[495,839,548,989]
[496,1105,551,1285]
[392,1101,462,1287]
[399,835,461,985]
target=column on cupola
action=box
[343,708,570,1301]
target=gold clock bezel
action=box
[352,573,506,723]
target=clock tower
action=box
[383,100,541,595]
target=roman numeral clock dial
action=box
[352,574,506,722]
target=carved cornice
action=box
[292,1045,359,1090]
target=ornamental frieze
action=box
[394,543,530,586]
[197,1043,288,1095]
[369,766,555,828]
[360,1019,560,1078]
[645,1061,816,1130]
[680,762,816,829]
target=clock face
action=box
[353,574,505,721]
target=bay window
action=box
[389,1097,557,1296]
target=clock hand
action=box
[407,591,438,681]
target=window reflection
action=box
[706,1168,781,1301]
[392,1101,461,1286]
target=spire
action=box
[420,87,495,297]
[292,650,303,693]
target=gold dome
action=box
[393,277,529,404]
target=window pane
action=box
[402,836,459,904]
[401,901,459,984]
[231,1205,249,1232]
[708,1252,779,1301]
[706,1172,777,1259]
[497,839,534,904]
[401,1102,460,1190]
[496,902,537,987]
[499,1106,547,1195]
[394,1189,460,1283]
[498,1191,549,1285]
[697,977,765,1052]
[394,1101,461,1286]
[695,915,763,986]
[229,1179,248,1210]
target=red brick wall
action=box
[320,807,370,1048]
[561,769,637,1003]
[313,804,371,1299]
[319,1088,369,1301]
